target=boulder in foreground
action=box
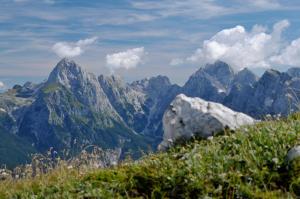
[287,146,300,162]
[159,94,256,150]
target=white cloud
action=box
[0,81,5,89]
[170,58,184,66]
[106,47,145,72]
[131,0,288,20]
[131,0,230,19]
[271,38,300,66]
[52,37,98,58]
[76,37,98,46]
[52,43,82,58]
[245,0,280,8]
[174,20,291,70]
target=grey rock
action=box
[2,58,300,167]
[130,75,173,99]
[47,58,118,115]
[182,61,234,103]
[99,74,148,133]
[224,68,258,112]
[231,68,258,87]
[159,94,255,150]
[244,69,294,117]
[287,146,300,162]
[202,61,235,88]
[130,76,181,139]
[287,67,300,78]
[17,59,149,154]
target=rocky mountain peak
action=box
[131,75,171,90]
[261,69,280,79]
[98,74,125,89]
[182,61,234,102]
[130,75,172,98]
[51,58,79,73]
[47,58,90,88]
[287,67,300,78]
[201,61,235,86]
[233,68,258,86]
[259,69,291,86]
[149,75,171,85]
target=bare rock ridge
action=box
[14,59,151,157]
[1,58,300,167]
[159,94,255,150]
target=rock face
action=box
[0,59,182,163]
[8,59,154,159]
[232,68,258,87]
[223,68,258,113]
[287,146,300,162]
[98,75,148,133]
[287,67,300,78]
[2,58,300,167]
[130,76,181,140]
[182,61,234,103]
[159,94,255,150]
[244,70,293,116]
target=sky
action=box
[1,0,300,90]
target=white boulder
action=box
[287,146,300,162]
[158,94,256,150]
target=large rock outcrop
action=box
[287,146,300,162]
[159,94,255,150]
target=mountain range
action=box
[1,58,300,168]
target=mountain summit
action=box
[16,59,150,156]
[0,59,300,167]
[47,58,85,87]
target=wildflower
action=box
[207,136,214,141]
[167,139,173,143]
[272,158,279,164]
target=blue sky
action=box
[1,0,300,90]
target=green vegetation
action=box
[42,83,61,94]
[0,114,300,198]
[0,128,36,169]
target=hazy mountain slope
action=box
[17,59,151,156]
[238,69,299,117]
[98,75,148,133]
[182,61,234,102]
[223,68,258,112]
[130,76,181,139]
[1,58,300,167]
[0,126,36,169]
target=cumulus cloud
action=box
[106,47,145,72]
[52,37,98,58]
[76,37,98,46]
[170,58,184,66]
[173,20,293,70]
[271,38,300,66]
[0,81,5,89]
